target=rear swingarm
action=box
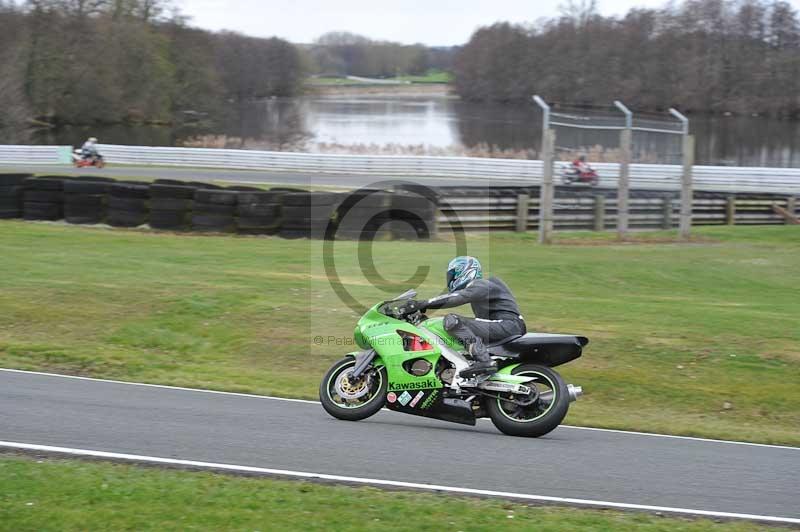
[469,389,540,407]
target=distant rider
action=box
[572,155,591,175]
[81,137,100,161]
[400,256,526,378]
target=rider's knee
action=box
[443,313,460,331]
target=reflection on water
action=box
[33,95,800,167]
[304,98,459,147]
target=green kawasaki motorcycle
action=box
[320,290,587,437]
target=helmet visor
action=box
[446,268,457,291]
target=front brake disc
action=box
[335,370,371,400]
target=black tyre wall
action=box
[24,177,65,191]
[110,183,149,199]
[24,190,63,203]
[64,193,106,224]
[283,192,340,207]
[237,191,285,205]
[0,174,31,186]
[23,202,62,220]
[151,211,190,230]
[191,213,236,232]
[237,203,279,218]
[108,196,147,212]
[108,210,147,227]
[283,205,336,220]
[192,202,234,216]
[0,184,24,218]
[151,198,193,211]
[194,189,238,205]
[150,184,196,199]
[64,180,112,195]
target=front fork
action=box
[349,349,377,382]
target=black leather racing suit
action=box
[422,277,526,361]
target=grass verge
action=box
[0,454,777,531]
[0,222,798,445]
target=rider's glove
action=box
[398,299,424,315]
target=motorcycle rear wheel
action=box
[485,364,569,437]
[320,356,387,421]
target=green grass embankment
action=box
[0,454,777,532]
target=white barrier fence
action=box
[0,145,72,165]
[2,143,799,194]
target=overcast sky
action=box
[177,0,800,46]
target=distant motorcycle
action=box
[560,164,599,186]
[72,150,105,169]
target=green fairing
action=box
[353,303,443,390]
[490,363,532,384]
[353,305,530,390]
[419,317,464,350]
[494,363,522,376]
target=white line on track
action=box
[2,367,798,452]
[0,440,797,525]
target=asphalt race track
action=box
[1,369,798,524]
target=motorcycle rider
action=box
[80,137,100,161]
[571,155,591,175]
[401,256,526,378]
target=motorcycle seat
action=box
[488,333,589,368]
[485,334,522,348]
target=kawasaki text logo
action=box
[388,379,437,391]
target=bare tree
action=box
[0,46,31,143]
[454,0,800,116]
[558,0,598,26]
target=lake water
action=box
[34,95,800,168]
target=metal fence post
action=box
[662,197,673,229]
[539,129,556,244]
[614,101,632,239]
[532,95,550,137]
[594,195,605,231]
[515,194,529,232]
[679,135,695,239]
[532,95,555,244]
[431,208,440,239]
[670,108,692,240]
[725,197,736,225]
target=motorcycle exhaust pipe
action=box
[567,384,583,402]
[537,384,583,405]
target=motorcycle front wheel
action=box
[485,364,570,437]
[319,356,387,421]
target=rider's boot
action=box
[459,338,497,378]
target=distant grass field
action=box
[0,454,778,531]
[0,222,798,445]
[305,76,366,85]
[306,70,451,85]
[394,70,453,83]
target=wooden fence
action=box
[436,192,800,232]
